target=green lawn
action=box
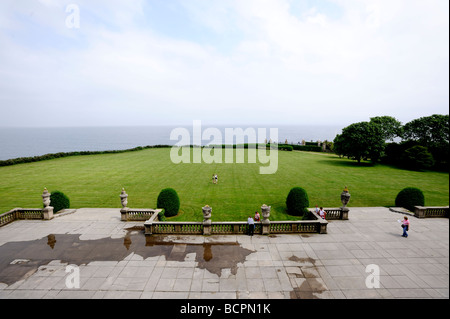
[0,148,448,221]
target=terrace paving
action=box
[0,207,448,299]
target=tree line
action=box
[333,114,449,171]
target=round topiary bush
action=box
[50,190,70,213]
[286,187,310,216]
[157,188,180,218]
[395,187,425,212]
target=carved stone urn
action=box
[42,188,54,220]
[261,204,271,225]
[340,186,351,208]
[202,205,212,236]
[42,188,51,207]
[119,188,129,221]
[261,204,271,235]
[202,205,212,225]
[120,188,128,211]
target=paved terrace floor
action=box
[0,207,448,299]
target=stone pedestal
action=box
[340,207,349,220]
[261,204,271,235]
[202,205,212,236]
[42,188,54,220]
[319,219,328,234]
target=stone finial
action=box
[261,204,271,224]
[261,204,271,235]
[42,188,54,220]
[202,205,212,235]
[42,188,51,208]
[120,188,128,210]
[202,205,212,223]
[341,186,351,208]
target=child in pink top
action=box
[402,216,410,237]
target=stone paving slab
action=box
[0,207,448,299]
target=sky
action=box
[0,0,448,128]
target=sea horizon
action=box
[0,124,343,161]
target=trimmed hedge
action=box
[286,187,310,216]
[157,188,180,218]
[0,145,172,167]
[395,187,425,212]
[291,145,322,152]
[278,144,293,151]
[50,190,70,213]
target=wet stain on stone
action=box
[0,230,254,286]
[288,255,315,264]
[288,255,327,299]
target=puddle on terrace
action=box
[288,255,327,299]
[0,228,254,286]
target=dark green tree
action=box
[370,116,403,141]
[403,145,435,171]
[402,114,449,169]
[402,114,449,146]
[333,121,385,163]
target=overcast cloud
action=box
[0,0,448,127]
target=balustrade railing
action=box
[0,208,44,227]
[315,208,349,220]
[121,208,162,221]
[414,206,449,218]
[144,211,328,236]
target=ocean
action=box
[0,125,343,161]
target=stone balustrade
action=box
[143,207,328,236]
[120,208,162,221]
[0,208,45,227]
[414,206,449,218]
[0,188,54,228]
[320,207,349,220]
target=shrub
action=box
[278,144,293,151]
[157,188,180,217]
[158,210,166,221]
[50,190,70,213]
[291,145,322,152]
[286,187,310,216]
[403,145,435,171]
[395,187,425,212]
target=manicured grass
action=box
[0,148,448,221]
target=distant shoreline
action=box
[0,142,330,167]
[0,125,342,161]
